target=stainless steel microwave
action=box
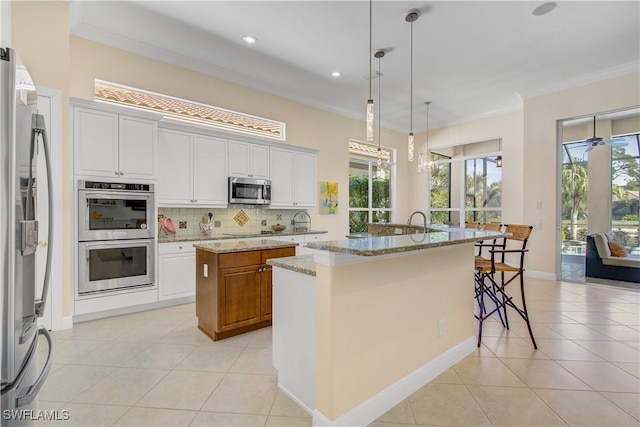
[228,177,271,205]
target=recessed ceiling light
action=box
[331,71,341,78]
[242,35,257,44]
[532,2,557,16]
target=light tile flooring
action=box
[37,278,639,427]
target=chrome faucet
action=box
[407,211,427,230]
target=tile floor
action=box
[37,278,639,427]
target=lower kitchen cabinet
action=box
[158,242,197,300]
[196,246,295,341]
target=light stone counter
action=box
[307,228,508,257]
[267,255,316,277]
[193,239,297,254]
[159,229,327,243]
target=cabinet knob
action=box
[178,246,183,249]
[194,200,197,203]
[119,172,124,176]
[114,171,119,175]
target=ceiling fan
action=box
[584,116,628,152]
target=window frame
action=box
[348,154,394,233]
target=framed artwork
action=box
[319,181,338,215]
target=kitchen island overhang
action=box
[268,228,508,427]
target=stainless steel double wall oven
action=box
[78,180,155,295]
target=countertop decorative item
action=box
[200,212,214,236]
[272,224,286,232]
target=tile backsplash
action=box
[157,206,305,239]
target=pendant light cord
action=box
[369,0,372,101]
[410,19,413,134]
[378,55,382,151]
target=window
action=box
[348,141,393,233]
[464,157,502,223]
[429,153,452,224]
[611,134,639,254]
[94,80,286,141]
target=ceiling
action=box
[69,1,640,133]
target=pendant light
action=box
[417,101,431,173]
[406,11,419,162]
[366,0,374,142]
[375,50,385,170]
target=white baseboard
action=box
[277,383,313,416]
[73,296,194,323]
[53,316,73,331]
[312,336,476,427]
[525,270,557,281]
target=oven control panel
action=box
[81,180,153,192]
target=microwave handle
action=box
[264,184,271,200]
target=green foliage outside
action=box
[349,170,391,233]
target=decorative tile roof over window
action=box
[349,140,390,161]
[94,80,285,141]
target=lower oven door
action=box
[78,239,155,295]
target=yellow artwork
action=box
[320,181,338,215]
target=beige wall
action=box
[523,73,640,275]
[11,1,72,315]
[410,110,525,225]
[315,245,474,419]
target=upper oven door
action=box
[79,189,155,241]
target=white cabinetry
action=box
[158,129,228,207]
[74,107,157,179]
[228,140,269,178]
[270,148,317,208]
[158,242,197,300]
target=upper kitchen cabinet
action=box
[73,106,157,180]
[270,147,317,208]
[228,140,269,179]
[158,129,228,207]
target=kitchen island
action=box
[267,228,508,427]
[194,239,297,341]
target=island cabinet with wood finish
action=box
[195,243,295,341]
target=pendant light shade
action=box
[496,156,503,167]
[366,0,374,142]
[417,101,431,173]
[406,11,419,162]
[375,50,385,170]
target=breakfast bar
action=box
[267,228,508,427]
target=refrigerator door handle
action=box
[32,114,53,318]
[16,327,52,407]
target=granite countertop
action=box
[159,229,327,243]
[306,227,509,257]
[194,239,298,254]
[267,255,316,277]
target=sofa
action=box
[586,233,640,283]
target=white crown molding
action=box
[520,61,640,100]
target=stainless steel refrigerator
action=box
[1,47,53,426]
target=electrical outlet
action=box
[532,222,542,230]
[438,319,445,336]
[394,228,403,235]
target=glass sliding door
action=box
[611,134,639,255]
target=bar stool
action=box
[475,224,537,349]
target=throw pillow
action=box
[608,239,629,257]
